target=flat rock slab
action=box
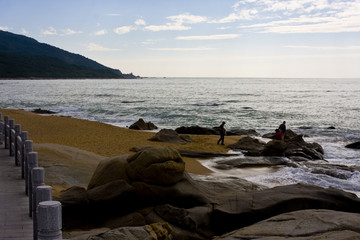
[216,209,360,240]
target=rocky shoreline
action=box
[56,126,360,239]
[1,110,359,239]
[57,145,360,240]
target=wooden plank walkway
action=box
[0,145,33,240]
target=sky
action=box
[1,0,360,78]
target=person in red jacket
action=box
[274,128,283,140]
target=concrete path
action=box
[0,145,33,240]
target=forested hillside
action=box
[0,30,137,79]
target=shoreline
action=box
[0,108,244,184]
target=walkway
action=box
[0,145,33,240]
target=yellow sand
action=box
[0,109,240,184]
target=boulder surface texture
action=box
[56,146,360,240]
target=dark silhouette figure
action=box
[217,121,226,145]
[279,121,286,140]
[279,121,286,133]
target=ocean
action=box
[1,78,359,196]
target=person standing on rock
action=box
[279,121,286,140]
[217,121,226,145]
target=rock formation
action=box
[175,125,259,136]
[129,118,158,130]
[345,141,360,149]
[175,125,218,135]
[55,146,360,240]
[228,130,324,161]
[215,209,360,239]
[148,129,194,144]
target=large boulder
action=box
[175,125,218,135]
[154,204,214,237]
[129,118,158,130]
[54,186,90,230]
[57,146,360,239]
[285,135,324,160]
[126,146,185,185]
[130,174,210,208]
[87,179,135,204]
[261,140,287,156]
[345,141,360,149]
[227,136,266,151]
[211,183,360,234]
[87,155,129,190]
[177,149,237,158]
[71,223,173,240]
[226,129,260,136]
[131,146,235,158]
[32,108,57,114]
[56,186,88,207]
[103,212,146,229]
[216,209,360,240]
[259,134,324,161]
[148,129,194,144]
[262,129,298,140]
[214,156,291,170]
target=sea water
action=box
[1,78,359,196]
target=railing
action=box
[0,113,63,240]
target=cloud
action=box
[242,14,360,33]
[149,47,215,51]
[144,24,190,31]
[41,26,57,35]
[167,13,207,24]
[218,0,360,34]
[135,19,146,26]
[142,38,165,45]
[21,28,28,35]
[215,9,258,23]
[284,45,360,50]
[94,29,107,35]
[114,26,135,34]
[0,26,9,31]
[41,27,82,36]
[176,34,240,40]
[62,28,82,35]
[87,43,120,52]
[144,13,207,32]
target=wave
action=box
[95,94,115,97]
[224,100,241,103]
[121,100,146,104]
[241,106,254,110]
[193,103,220,107]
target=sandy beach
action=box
[1,108,240,190]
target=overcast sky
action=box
[1,0,360,78]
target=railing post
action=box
[37,201,62,240]
[27,152,38,216]
[32,167,45,218]
[0,112,3,145]
[14,124,21,166]
[20,131,29,179]
[34,186,52,240]
[4,116,9,149]
[25,140,34,194]
[9,119,15,156]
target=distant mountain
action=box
[0,30,138,79]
